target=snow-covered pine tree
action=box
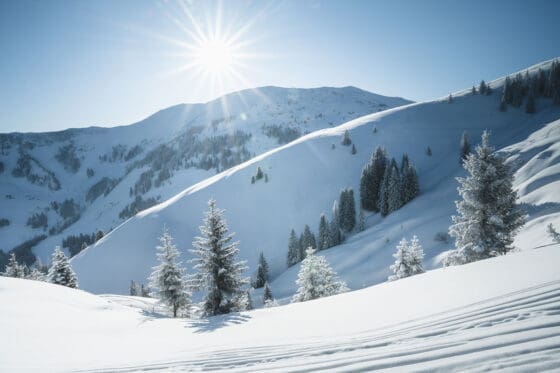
[130,280,139,296]
[446,131,525,265]
[330,200,343,246]
[360,147,387,212]
[318,213,331,250]
[254,251,269,288]
[245,288,254,310]
[190,199,249,316]
[460,131,470,163]
[263,282,273,303]
[149,227,190,317]
[357,208,365,232]
[292,248,348,303]
[28,266,47,281]
[287,229,301,266]
[341,130,352,146]
[48,247,78,288]
[3,253,25,278]
[547,223,560,244]
[388,236,424,282]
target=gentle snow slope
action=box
[2,245,560,372]
[72,58,560,295]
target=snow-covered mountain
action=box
[2,244,559,371]
[0,86,410,267]
[70,58,560,296]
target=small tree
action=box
[460,131,470,163]
[292,248,348,303]
[287,229,301,266]
[190,199,249,316]
[254,251,269,288]
[48,247,78,288]
[263,282,273,303]
[447,131,525,265]
[130,280,139,296]
[329,200,343,246]
[547,223,560,244]
[426,146,432,156]
[318,213,331,250]
[341,130,352,146]
[140,284,150,297]
[479,80,488,95]
[351,144,357,154]
[388,236,424,281]
[3,253,25,278]
[357,208,365,232]
[300,225,316,258]
[149,227,191,317]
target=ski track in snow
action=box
[77,280,560,372]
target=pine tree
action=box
[339,188,356,233]
[263,282,273,303]
[479,80,487,95]
[287,229,301,266]
[341,130,352,146]
[471,86,476,94]
[292,248,348,303]
[329,200,342,246]
[3,253,25,278]
[301,225,317,255]
[547,224,560,244]
[360,147,387,212]
[357,208,365,232]
[448,94,453,103]
[387,159,403,214]
[446,131,525,265]
[28,266,47,281]
[388,236,424,281]
[460,131,470,163]
[318,213,331,250]
[255,251,269,288]
[130,280,139,296]
[379,165,390,216]
[141,284,150,297]
[351,144,357,154]
[245,288,254,310]
[190,199,249,316]
[149,227,191,317]
[48,247,78,288]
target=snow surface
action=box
[2,245,560,372]
[71,58,560,296]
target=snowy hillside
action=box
[71,58,560,296]
[2,245,560,372]
[0,86,409,267]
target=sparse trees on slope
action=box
[446,131,525,266]
[149,227,191,317]
[287,229,301,267]
[388,236,425,281]
[190,199,249,316]
[292,248,348,303]
[254,251,269,288]
[48,247,78,288]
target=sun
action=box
[193,38,236,75]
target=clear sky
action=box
[1,0,559,133]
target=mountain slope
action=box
[0,86,410,265]
[2,244,559,372]
[70,58,560,296]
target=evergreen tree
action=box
[360,147,387,212]
[141,284,150,297]
[388,236,425,281]
[357,208,365,232]
[339,188,356,233]
[318,213,331,250]
[190,199,249,316]
[547,223,560,244]
[130,280,139,296]
[460,131,470,163]
[48,247,78,288]
[426,146,432,156]
[149,227,191,317]
[300,225,317,255]
[386,159,402,214]
[3,253,25,278]
[254,251,269,288]
[292,248,348,303]
[446,131,525,265]
[263,282,273,303]
[447,94,453,103]
[341,130,352,146]
[379,165,390,216]
[401,161,419,204]
[351,144,357,154]
[499,95,508,112]
[479,80,487,95]
[329,200,343,246]
[245,289,254,310]
[28,266,47,282]
[471,86,476,94]
[287,229,301,266]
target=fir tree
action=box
[318,213,331,250]
[388,236,425,281]
[141,284,150,297]
[360,147,387,212]
[330,200,343,246]
[190,199,249,316]
[287,229,301,266]
[149,227,191,317]
[448,94,453,103]
[357,208,365,232]
[351,144,357,154]
[48,247,78,288]
[339,188,356,233]
[130,280,139,296]
[547,223,560,244]
[28,266,47,282]
[263,282,273,303]
[386,159,402,214]
[341,130,352,146]
[479,80,488,95]
[245,288,254,310]
[254,251,269,288]
[3,253,25,278]
[401,156,420,204]
[446,131,525,265]
[460,131,470,163]
[471,86,476,94]
[292,248,348,303]
[300,225,317,256]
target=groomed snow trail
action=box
[80,279,560,372]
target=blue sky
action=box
[1,0,559,133]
